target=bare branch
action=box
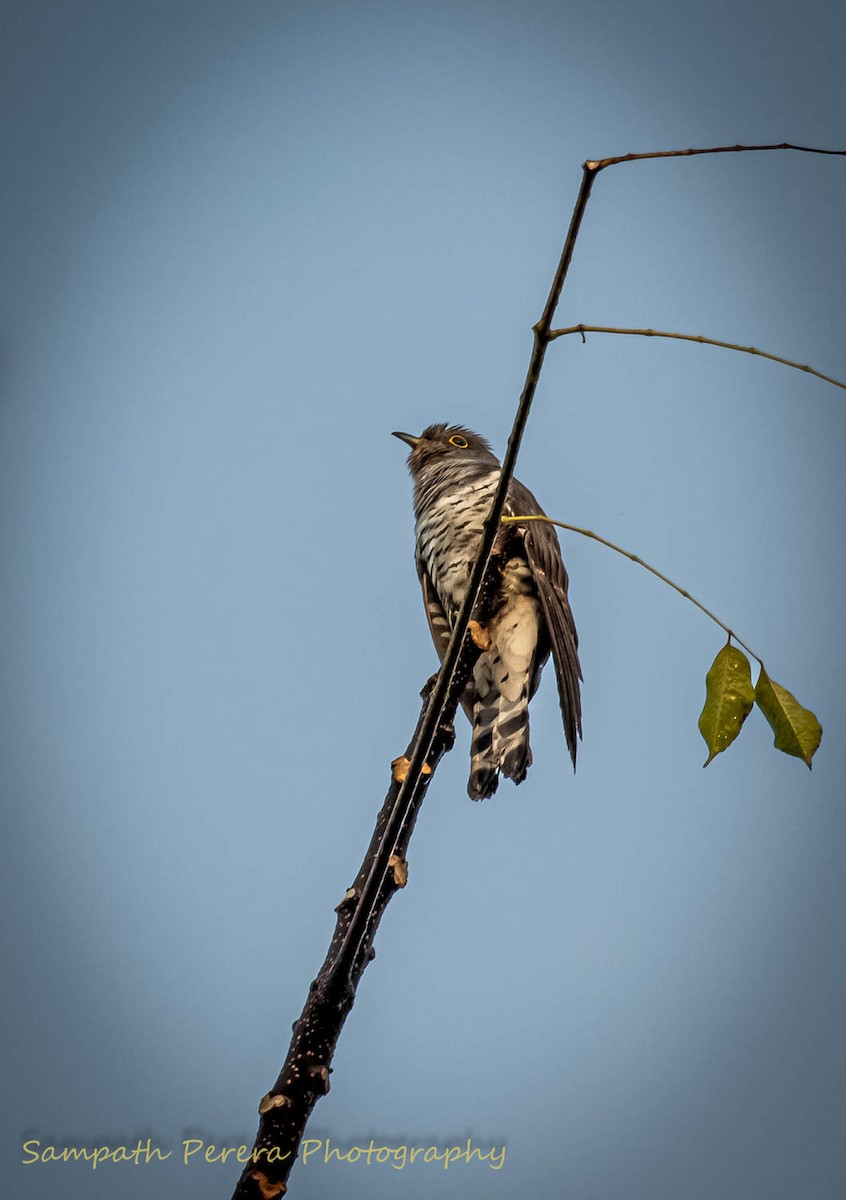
[548,325,846,392]
[585,141,846,173]
[231,676,467,1198]
[327,156,602,993]
[230,144,598,1200]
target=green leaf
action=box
[698,643,755,766]
[755,667,822,769]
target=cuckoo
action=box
[394,423,582,799]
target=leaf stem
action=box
[502,515,764,665]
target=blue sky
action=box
[2,2,845,1198]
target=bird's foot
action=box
[468,619,491,651]
[387,854,408,887]
[391,755,432,783]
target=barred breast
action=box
[413,468,500,621]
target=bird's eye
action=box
[449,435,468,448]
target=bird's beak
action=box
[391,431,419,449]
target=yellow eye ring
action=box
[449,434,468,448]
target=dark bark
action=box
[230,649,482,1199]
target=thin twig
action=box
[502,515,763,665]
[548,325,846,391]
[586,141,846,173]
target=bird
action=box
[393,423,581,799]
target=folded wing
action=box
[505,481,582,767]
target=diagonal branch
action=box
[325,152,601,992]
[548,325,846,391]
[230,676,470,1199]
[230,147,595,1200]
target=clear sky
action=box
[2,2,845,1198]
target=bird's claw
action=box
[468,619,491,651]
[391,755,432,783]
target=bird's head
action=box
[392,424,498,475]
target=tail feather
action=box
[496,700,532,783]
[468,655,500,799]
[468,650,532,799]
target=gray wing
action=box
[505,479,582,767]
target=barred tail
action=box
[495,693,532,784]
[467,652,532,800]
[468,655,500,800]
